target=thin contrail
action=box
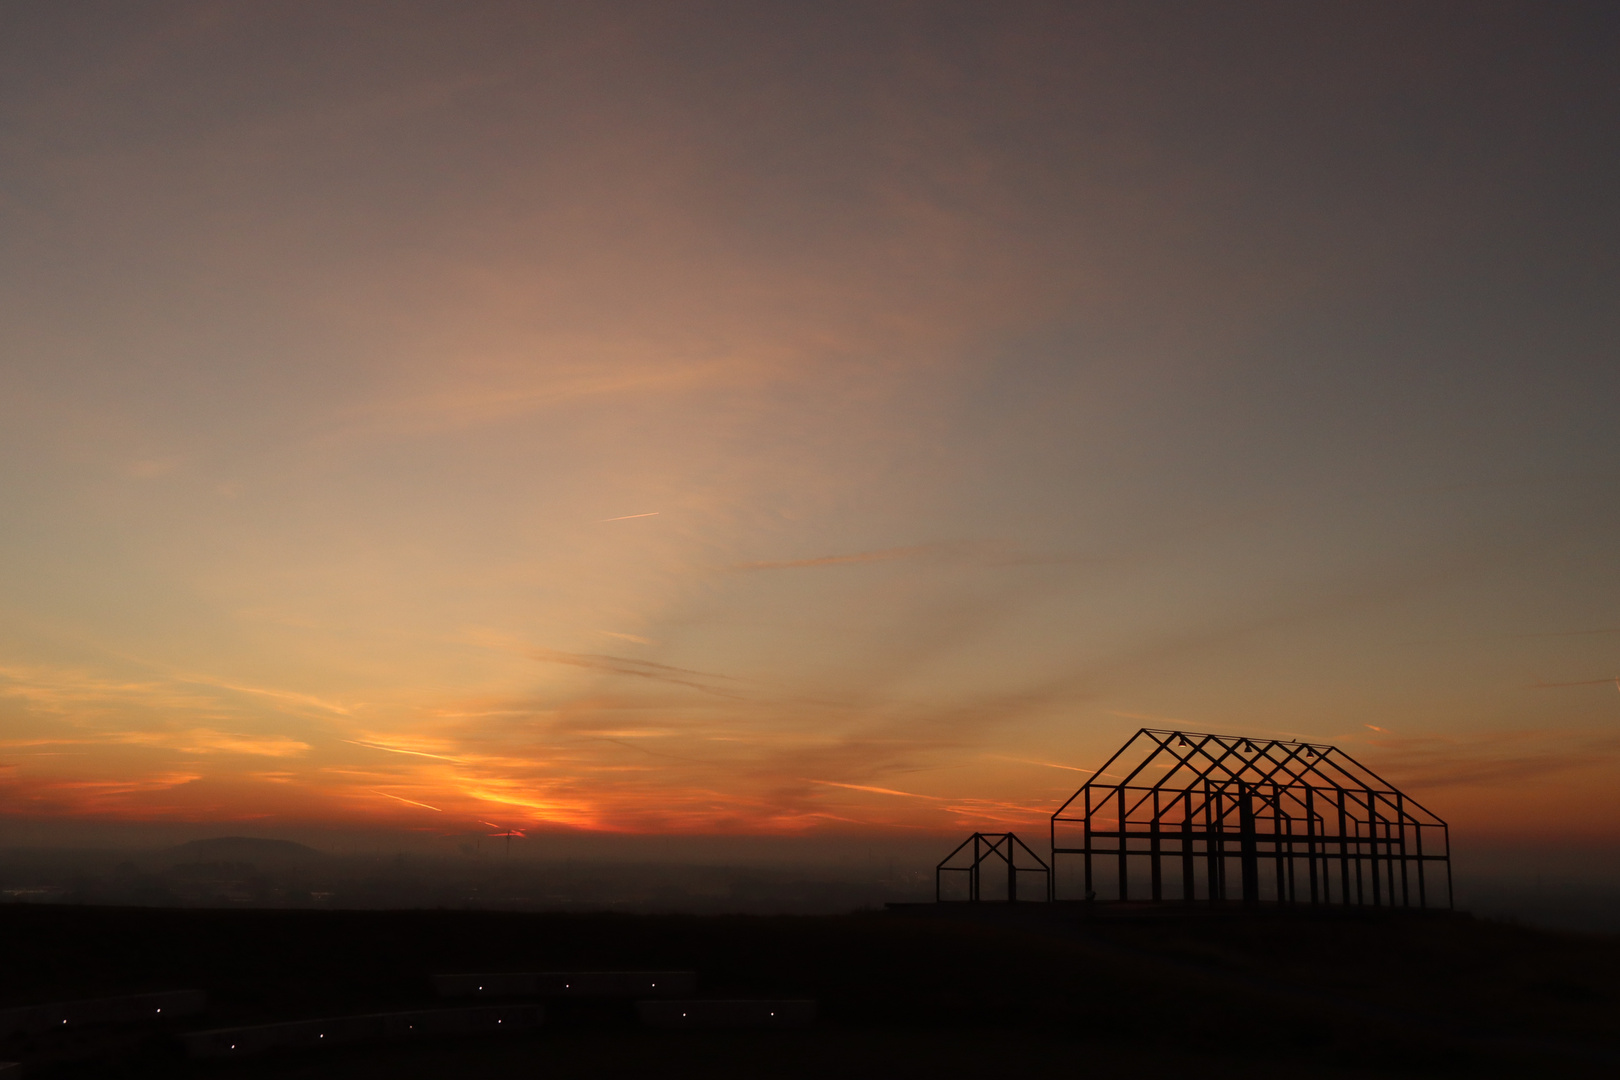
[600,512,659,521]
[370,789,442,811]
[807,779,943,800]
[344,738,463,763]
[988,754,1094,773]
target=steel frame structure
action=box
[936,832,1051,903]
[1050,729,1451,908]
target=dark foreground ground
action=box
[1,902,1617,1078]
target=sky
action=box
[1,1,1617,853]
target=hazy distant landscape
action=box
[3,835,1617,934]
[0,836,932,916]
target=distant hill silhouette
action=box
[158,837,323,865]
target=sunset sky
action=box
[1,2,1617,852]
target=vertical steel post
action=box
[1444,824,1454,909]
[1306,784,1320,904]
[1049,813,1057,902]
[1415,821,1427,909]
[1367,795,1382,907]
[1083,787,1094,901]
[1150,789,1162,902]
[1396,793,1410,908]
[1281,798,1296,904]
[1007,835,1017,903]
[1271,790,1287,903]
[1337,790,1353,906]
[971,833,981,903]
[1116,785,1129,901]
[1238,781,1259,904]
[1181,791,1196,901]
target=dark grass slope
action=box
[1,902,1616,1078]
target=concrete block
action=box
[636,999,816,1029]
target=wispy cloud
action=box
[529,648,746,698]
[599,631,655,645]
[0,664,207,713]
[41,772,203,795]
[730,540,1099,573]
[0,729,307,758]
[1361,730,1620,791]
[113,729,311,757]
[171,675,352,716]
[0,771,205,815]
[732,544,946,572]
[329,356,745,440]
[0,661,348,722]
[444,777,596,825]
[1107,709,1187,725]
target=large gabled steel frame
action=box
[1049,729,1451,908]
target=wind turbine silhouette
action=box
[480,820,523,857]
